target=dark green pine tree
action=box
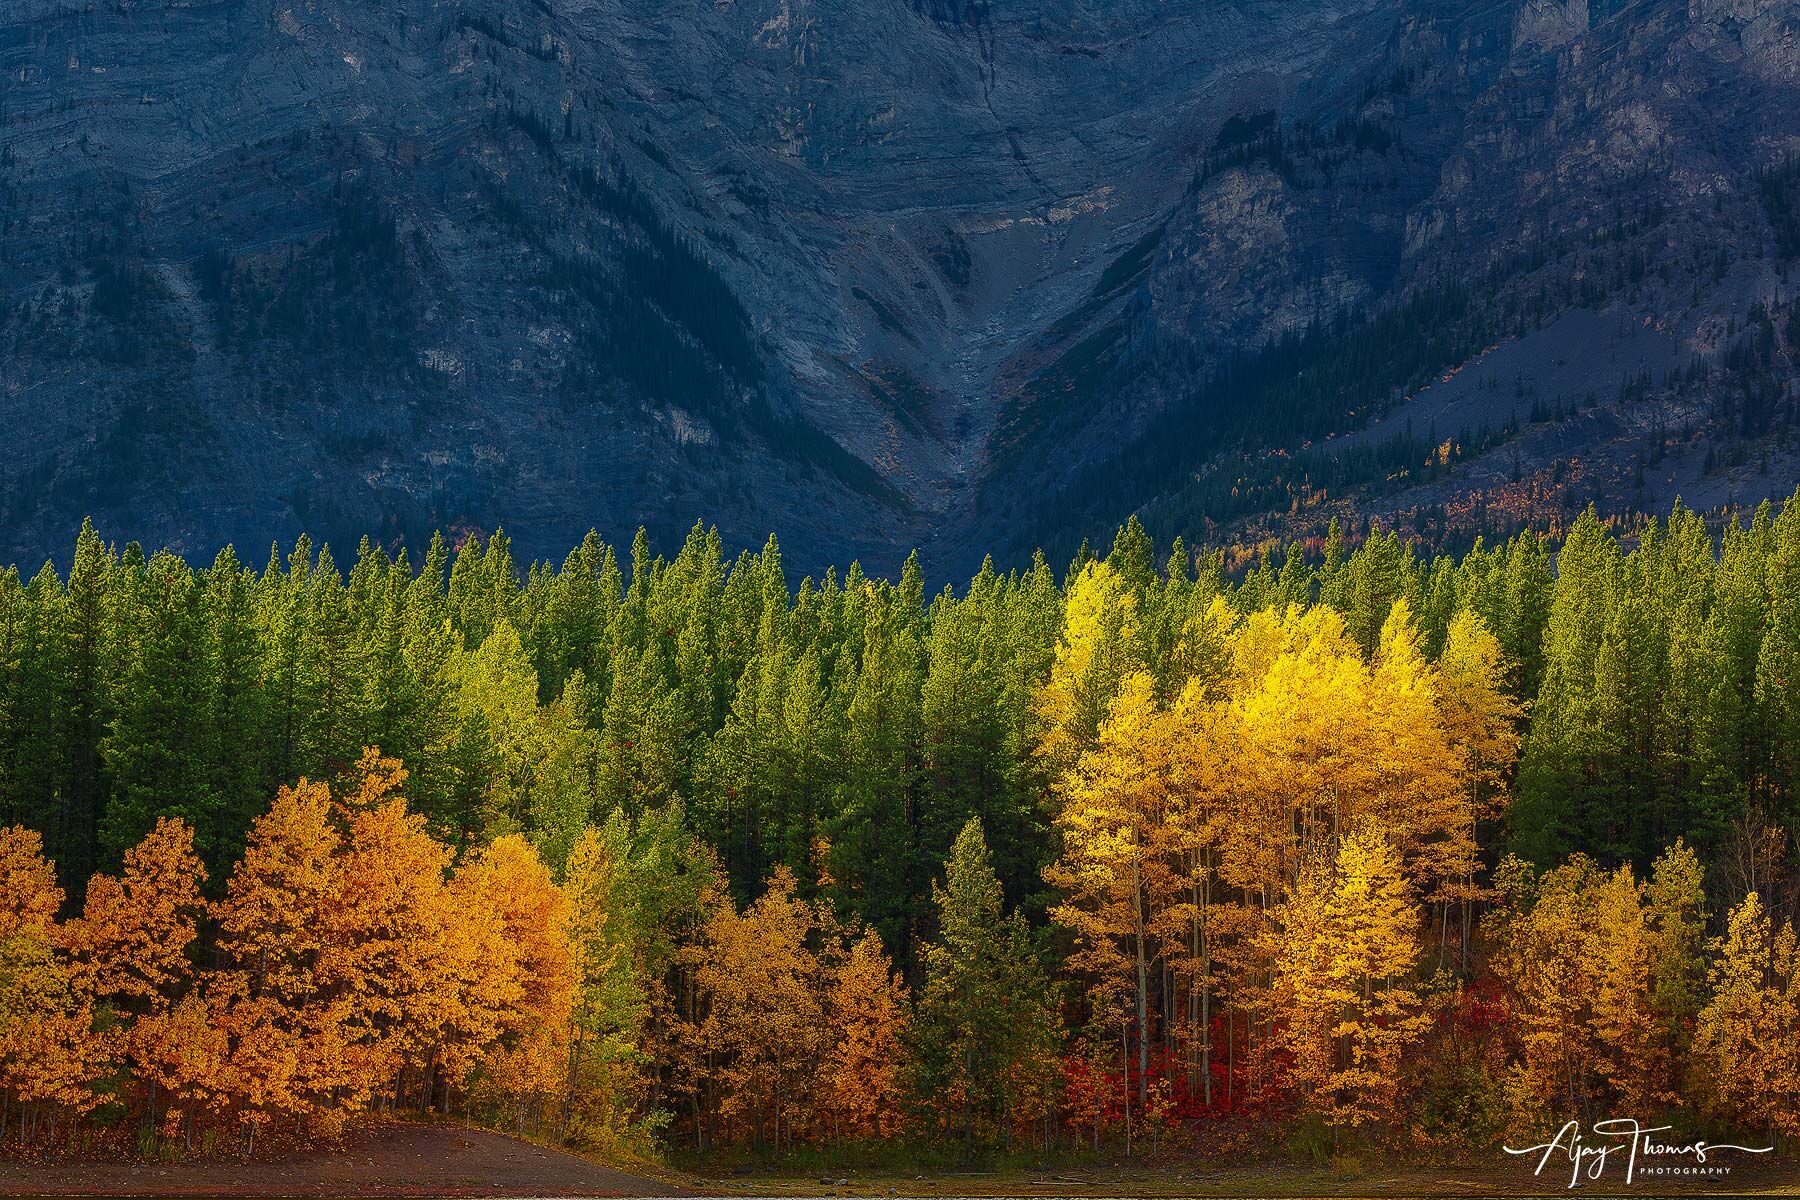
[700,625,792,894]
[829,573,924,951]
[1106,515,1157,594]
[302,545,370,775]
[1499,530,1555,700]
[1273,540,1312,612]
[1756,492,1800,824]
[398,549,468,841]
[1327,526,1420,655]
[1236,544,1277,615]
[202,546,268,870]
[1420,554,1461,657]
[256,537,312,789]
[595,642,682,821]
[531,531,619,705]
[0,567,30,826]
[360,545,415,769]
[0,566,70,845]
[57,519,116,885]
[917,560,1047,922]
[100,550,220,863]
[908,817,1061,1150]
[1706,506,1774,810]
[447,529,517,651]
[1513,507,1619,863]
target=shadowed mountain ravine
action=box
[3,0,1800,574]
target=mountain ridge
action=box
[2,0,1797,575]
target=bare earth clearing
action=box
[689,1152,1800,1198]
[0,1122,691,1197]
[4,1123,1798,1198]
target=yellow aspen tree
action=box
[1168,594,1239,702]
[1319,825,1428,1132]
[1433,610,1522,963]
[1224,606,1372,895]
[463,835,575,1132]
[1436,609,1523,817]
[1048,670,1175,1120]
[821,930,909,1140]
[1214,606,1373,1102]
[323,752,457,1111]
[1226,602,1348,686]
[1268,846,1337,1115]
[1036,562,1141,777]
[1486,855,1604,1138]
[1272,827,1426,1134]
[0,827,102,1140]
[1694,892,1800,1138]
[1160,679,1234,1106]
[210,780,353,1142]
[697,867,824,1148]
[1585,864,1662,1112]
[1368,601,1474,904]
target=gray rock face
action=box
[1,0,1797,574]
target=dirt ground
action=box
[705,1153,1800,1197]
[3,1122,1796,1199]
[0,1121,693,1197]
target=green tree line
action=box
[3,499,1800,952]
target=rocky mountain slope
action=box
[2,0,1798,575]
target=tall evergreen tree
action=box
[909,818,1060,1150]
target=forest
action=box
[2,500,1799,1163]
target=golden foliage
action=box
[1694,891,1800,1137]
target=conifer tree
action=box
[58,519,115,887]
[101,552,217,862]
[910,818,1060,1150]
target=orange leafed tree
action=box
[0,827,102,1141]
[820,930,909,1140]
[459,834,575,1132]
[64,816,209,1135]
[66,816,207,1014]
[132,992,234,1146]
[698,866,825,1149]
[322,751,458,1112]
[209,779,353,1141]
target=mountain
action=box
[2,0,1797,576]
